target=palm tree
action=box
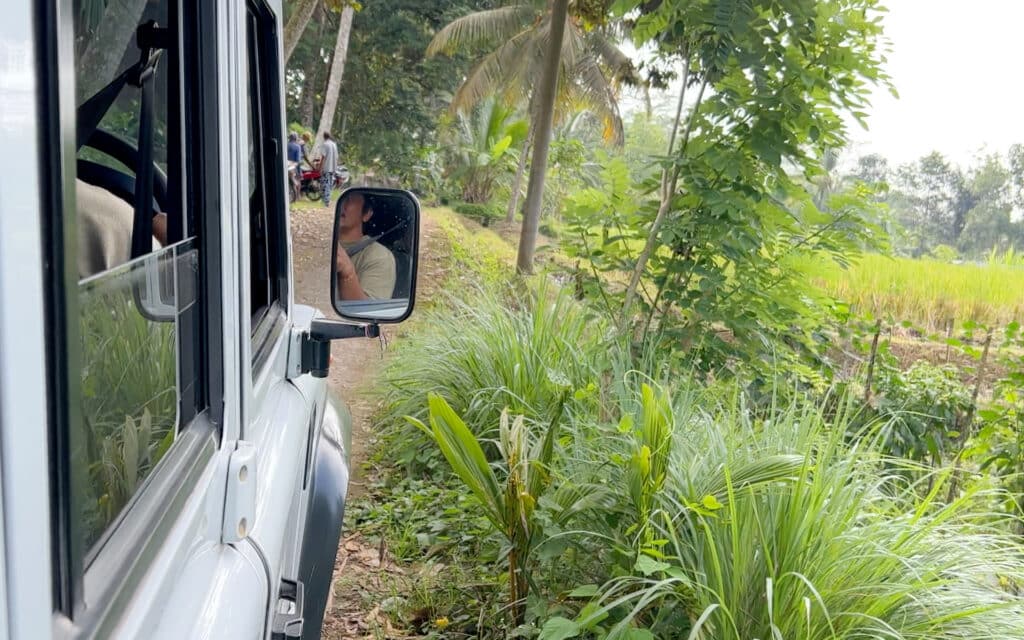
[428,0,635,265]
[443,96,529,203]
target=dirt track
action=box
[290,203,448,639]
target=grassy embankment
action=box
[331,208,1024,639]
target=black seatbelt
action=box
[130,57,157,259]
[345,221,407,257]
[75,21,167,260]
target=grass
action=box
[797,252,1024,329]
[578,388,1024,639]
[344,208,1024,638]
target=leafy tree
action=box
[850,153,890,188]
[888,152,1015,256]
[892,152,977,250]
[427,0,635,269]
[566,0,891,373]
[1009,143,1024,212]
[287,0,497,179]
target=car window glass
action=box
[246,1,287,328]
[71,0,200,559]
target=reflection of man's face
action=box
[339,194,371,235]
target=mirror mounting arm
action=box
[300,319,381,378]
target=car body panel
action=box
[0,0,362,637]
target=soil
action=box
[289,203,451,639]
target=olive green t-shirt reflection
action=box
[342,237,396,299]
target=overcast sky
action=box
[623,1,1024,169]
[847,0,1024,167]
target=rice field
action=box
[797,253,1024,329]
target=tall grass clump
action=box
[574,390,1024,639]
[381,283,612,469]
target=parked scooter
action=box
[293,163,351,202]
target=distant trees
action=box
[848,149,1024,258]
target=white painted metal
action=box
[0,2,60,638]
[0,0,341,636]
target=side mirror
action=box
[330,187,419,323]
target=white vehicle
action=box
[0,1,419,638]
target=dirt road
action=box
[290,203,447,638]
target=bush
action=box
[453,202,502,227]
[381,284,612,472]
[871,361,973,463]
[548,387,1024,639]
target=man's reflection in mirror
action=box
[335,192,397,300]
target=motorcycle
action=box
[289,162,351,203]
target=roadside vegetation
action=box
[282,0,1024,638]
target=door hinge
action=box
[222,441,257,544]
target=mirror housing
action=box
[329,187,420,324]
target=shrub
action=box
[381,284,611,471]
[871,361,973,463]
[453,202,502,227]
[561,389,1024,639]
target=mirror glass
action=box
[331,188,419,322]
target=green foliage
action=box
[287,0,498,178]
[930,243,960,262]
[443,96,528,204]
[574,392,1024,639]
[565,0,893,378]
[381,283,609,472]
[869,150,1024,258]
[410,393,570,622]
[453,201,503,226]
[426,1,632,144]
[871,361,973,463]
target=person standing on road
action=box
[286,132,302,197]
[318,132,339,208]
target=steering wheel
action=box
[76,129,169,216]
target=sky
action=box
[847,0,1024,167]
[623,1,1024,169]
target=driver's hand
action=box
[335,244,357,280]
[152,213,168,246]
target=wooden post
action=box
[864,319,883,405]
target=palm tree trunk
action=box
[298,4,326,127]
[506,130,533,223]
[314,5,355,144]
[516,0,569,274]
[283,0,320,65]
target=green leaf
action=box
[539,616,581,640]
[619,629,655,640]
[424,394,505,529]
[617,414,634,434]
[701,494,724,511]
[634,554,670,576]
[568,584,600,598]
[490,134,512,160]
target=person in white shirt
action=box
[318,131,339,208]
